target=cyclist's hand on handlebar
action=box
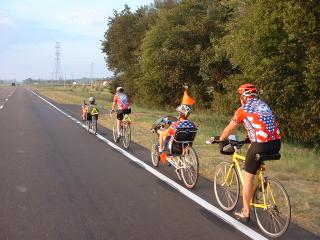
[206,136,220,144]
[213,136,220,142]
[244,136,251,144]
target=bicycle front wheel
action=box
[181,146,199,189]
[214,161,240,211]
[253,177,291,238]
[151,142,160,167]
[122,123,131,149]
[112,119,119,142]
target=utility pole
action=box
[90,61,94,90]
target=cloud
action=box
[0,12,14,25]
[60,8,106,27]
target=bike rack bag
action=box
[173,128,198,143]
[169,128,197,155]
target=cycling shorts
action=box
[245,139,281,174]
[116,108,131,120]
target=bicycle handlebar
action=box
[205,137,248,146]
[109,109,114,117]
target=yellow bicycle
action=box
[110,111,131,149]
[206,135,291,238]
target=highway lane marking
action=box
[0,88,16,109]
[27,88,268,240]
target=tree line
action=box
[101,0,320,147]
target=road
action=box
[0,86,318,240]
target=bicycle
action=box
[82,102,99,135]
[150,116,199,189]
[110,110,131,149]
[206,135,291,238]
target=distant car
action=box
[11,83,16,86]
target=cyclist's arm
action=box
[219,119,238,141]
[111,100,117,111]
[157,127,170,138]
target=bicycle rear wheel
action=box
[92,115,97,134]
[181,146,199,189]
[112,119,119,142]
[151,142,160,167]
[86,119,90,131]
[253,177,291,238]
[122,123,131,149]
[214,161,240,211]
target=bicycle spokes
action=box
[253,178,291,238]
[214,162,240,211]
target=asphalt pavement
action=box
[0,86,318,240]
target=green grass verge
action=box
[30,84,320,236]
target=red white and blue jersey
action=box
[233,98,281,142]
[113,93,131,110]
[168,120,197,136]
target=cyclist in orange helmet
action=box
[215,83,281,222]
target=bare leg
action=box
[159,136,166,152]
[242,171,255,216]
[117,119,121,136]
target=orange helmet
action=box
[237,83,257,97]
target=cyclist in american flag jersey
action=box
[157,104,197,154]
[215,84,281,223]
[111,87,131,141]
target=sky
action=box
[0,0,153,81]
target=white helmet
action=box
[116,86,124,92]
[88,96,95,103]
[176,104,191,117]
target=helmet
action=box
[88,97,95,103]
[176,104,191,117]
[237,83,257,97]
[116,86,124,92]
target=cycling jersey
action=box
[113,93,131,110]
[87,104,99,115]
[168,120,197,136]
[164,119,197,154]
[233,98,281,142]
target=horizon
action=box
[0,0,153,81]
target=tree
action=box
[140,0,235,107]
[101,5,157,98]
[222,0,320,145]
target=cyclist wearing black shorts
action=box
[215,83,281,222]
[111,87,131,141]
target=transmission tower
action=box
[54,42,63,80]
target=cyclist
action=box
[214,83,281,222]
[157,104,197,156]
[83,97,98,120]
[111,86,131,141]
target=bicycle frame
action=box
[166,144,191,173]
[122,114,131,125]
[225,151,275,210]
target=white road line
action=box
[0,105,3,109]
[27,88,268,240]
[5,98,8,101]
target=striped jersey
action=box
[233,98,281,142]
[168,120,197,136]
[113,93,131,110]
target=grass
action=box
[30,84,320,236]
